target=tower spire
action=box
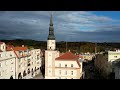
[50,12,53,26]
[48,12,55,40]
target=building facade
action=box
[0,42,42,79]
[80,53,94,61]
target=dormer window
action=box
[65,64,67,67]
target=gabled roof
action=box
[55,52,81,67]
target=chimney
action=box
[22,45,24,47]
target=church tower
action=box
[45,13,59,79]
[47,13,56,50]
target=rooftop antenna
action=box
[66,39,67,52]
[95,41,97,54]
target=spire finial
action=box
[50,12,53,26]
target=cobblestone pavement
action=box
[31,71,44,79]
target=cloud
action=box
[0,11,120,42]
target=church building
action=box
[45,14,83,79]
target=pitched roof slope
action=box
[12,47,28,51]
[55,52,79,60]
[55,52,81,67]
[0,42,4,45]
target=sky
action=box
[0,11,120,42]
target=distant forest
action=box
[1,39,120,53]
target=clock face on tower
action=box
[52,41,54,44]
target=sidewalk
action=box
[31,71,44,79]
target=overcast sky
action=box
[0,11,120,42]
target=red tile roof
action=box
[0,42,4,44]
[56,52,79,60]
[12,47,28,51]
[11,46,28,59]
[6,45,14,51]
[55,52,81,67]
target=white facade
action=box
[0,42,6,51]
[108,50,120,62]
[30,49,42,76]
[54,60,82,79]
[45,50,59,79]
[0,42,42,79]
[0,50,16,79]
[16,48,42,79]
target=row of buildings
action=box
[94,50,120,79]
[0,42,42,79]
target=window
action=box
[0,54,1,57]
[59,63,61,67]
[0,63,1,67]
[71,78,73,79]
[59,70,61,75]
[65,64,67,67]
[71,64,73,67]
[114,56,117,58]
[0,72,2,76]
[49,70,51,73]
[71,71,73,75]
[65,70,67,75]
[59,77,61,79]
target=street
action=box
[31,71,44,79]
